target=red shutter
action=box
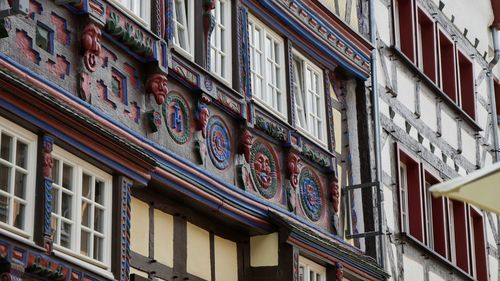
[439,30,457,102]
[452,201,470,273]
[398,0,416,62]
[424,170,447,258]
[417,8,437,82]
[458,50,475,119]
[471,208,488,281]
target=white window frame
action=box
[248,14,287,118]
[51,146,113,270]
[109,0,151,28]
[172,0,195,60]
[424,180,434,249]
[298,256,326,281]
[399,162,409,233]
[0,116,36,240]
[292,51,327,145]
[209,0,232,84]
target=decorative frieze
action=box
[255,116,288,143]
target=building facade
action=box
[374,0,500,280]
[0,0,389,281]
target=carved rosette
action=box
[81,23,101,72]
[147,73,169,105]
[206,116,231,170]
[162,93,190,144]
[299,168,323,222]
[249,142,279,199]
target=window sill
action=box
[252,98,288,123]
[52,248,114,280]
[0,226,36,247]
[399,232,475,281]
[172,45,194,62]
[389,47,482,132]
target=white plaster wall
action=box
[383,184,395,231]
[441,111,458,149]
[381,136,392,177]
[428,271,446,281]
[375,0,391,45]
[491,253,499,281]
[440,0,493,57]
[420,88,438,132]
[461,129,476,163]
[396,71,415,113]
[403,255,425,281]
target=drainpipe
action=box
[487,26,500,281]
[369,0,385,270]
[489,27,500,162]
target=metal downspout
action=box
[488,26,500,281]
[369,0,385,270]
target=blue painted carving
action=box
[238,6,251,98]
[172,102,182,131]
[120,177,132,281]
[206,116,231,170]
[42,135,54,251]
[299,168,323,222]
[162,93,190,144]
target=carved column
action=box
[41,135,54,254]
[79,23,102,102]
[114,176,133,281]
[203,0,216,68]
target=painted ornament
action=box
[147,73,169,105]
[162,94,190,144]
[81,23,101,72]
[206,116,231,170]
[299,168,324,222]
[250,142,279,199]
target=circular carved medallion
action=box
[162,94,191,144]
[250,142,279,199]
[299,168,323,222]
[206,116,231,170]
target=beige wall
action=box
[250,233,279,267]
[214,236,238,281]
[154,209,174,267]
[186,222,211,280]
[131,197,149,257]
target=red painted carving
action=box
[125,101,141,123]
[28,1,42,19]
[79,72,91,102]
[42,140,53,179]
[195,96,211,138]
[81,23,101,72]
[336,262,344,281]
[50,13,70,46]
[146,73,168,105]
[47,56,70,79]
[124,63,139,89]
[1,273,10,281]
[287,153,300,188]
[331,179,340,213]
[0,244,7,258]
[239,129,253,163]
[101,46,117,68]
[16,30,39,65]
[254,152,272,189]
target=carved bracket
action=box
[146,73,168,105]
[81,23,101,72]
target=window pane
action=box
[15,141,27,169]
[14,171,26,199]
[80,230,90,256]
[94,207,104,233]
[51,187,58,213]
[62,164,73,190]
[0,133,12,161]
[0,164,11,192]
[51,216,58,241]
[61,192,72,219]
[94,236,103,261]
[52,159,60,184]
[82,174,92,199]
[13,200,24,229]
[60,221,72,248]
[0,195,9,223]
[81,201,90,227]
[95,180,105,205]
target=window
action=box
[424,170,447,258]
[293,51,326,144]
[112,0,151,26]
[210,0,232,83]
[0,117,36,238]
[397,149,424,242]
[449,200,469,272]
[416,8,436,82]
[395,0,416,62]
[248,15,286,116]
[51,146,112,267]
[172,0,194,59]
[438,30,457,101]
[299,256,325,281]
[457,50,475,119]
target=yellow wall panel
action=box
[130,197,149,257]
[130,267,149,278]
[250,233,279,267]
[214,236,238,281]
[154,209,174,267]
[186,222,211,280]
